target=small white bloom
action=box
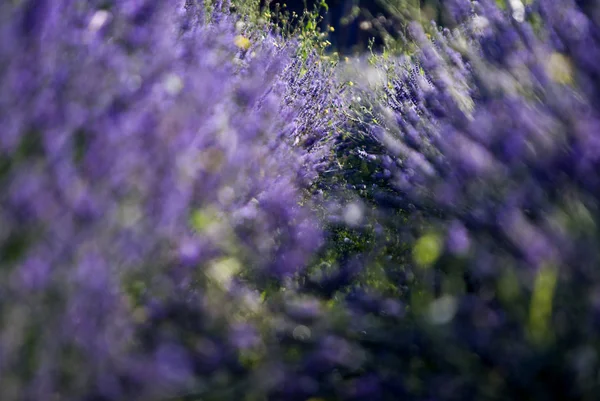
[163,73,184,95]
[471,15,490,34]
[343,202,363,226]
[292,325,311,341]
[88,10,110,32]
[428,295,458,325]
[359,21,372,30]
[509,0,525,22]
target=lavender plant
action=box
[302,0,600,399]
[0,1,342,399]
[5,0,600,399]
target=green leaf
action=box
[528,264,558,345]
[413,233,442,267]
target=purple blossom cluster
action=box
[372,0,600,282]
[312,0,600,399]
[0,1,341,399]
[4,0,600,400]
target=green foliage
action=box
[413,232,443,268]
[528,264,559,345]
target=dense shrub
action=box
[310,0,600,399]
[3,0,600,400]
[0,1,341,399]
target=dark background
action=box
[259,0,447,53]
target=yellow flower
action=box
[547,52,573,85]
[234,35,251,50]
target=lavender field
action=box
[1,0,600,400]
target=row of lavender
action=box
[311,0,600,399]
[2,0,600,400]
[0,0,343,399]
